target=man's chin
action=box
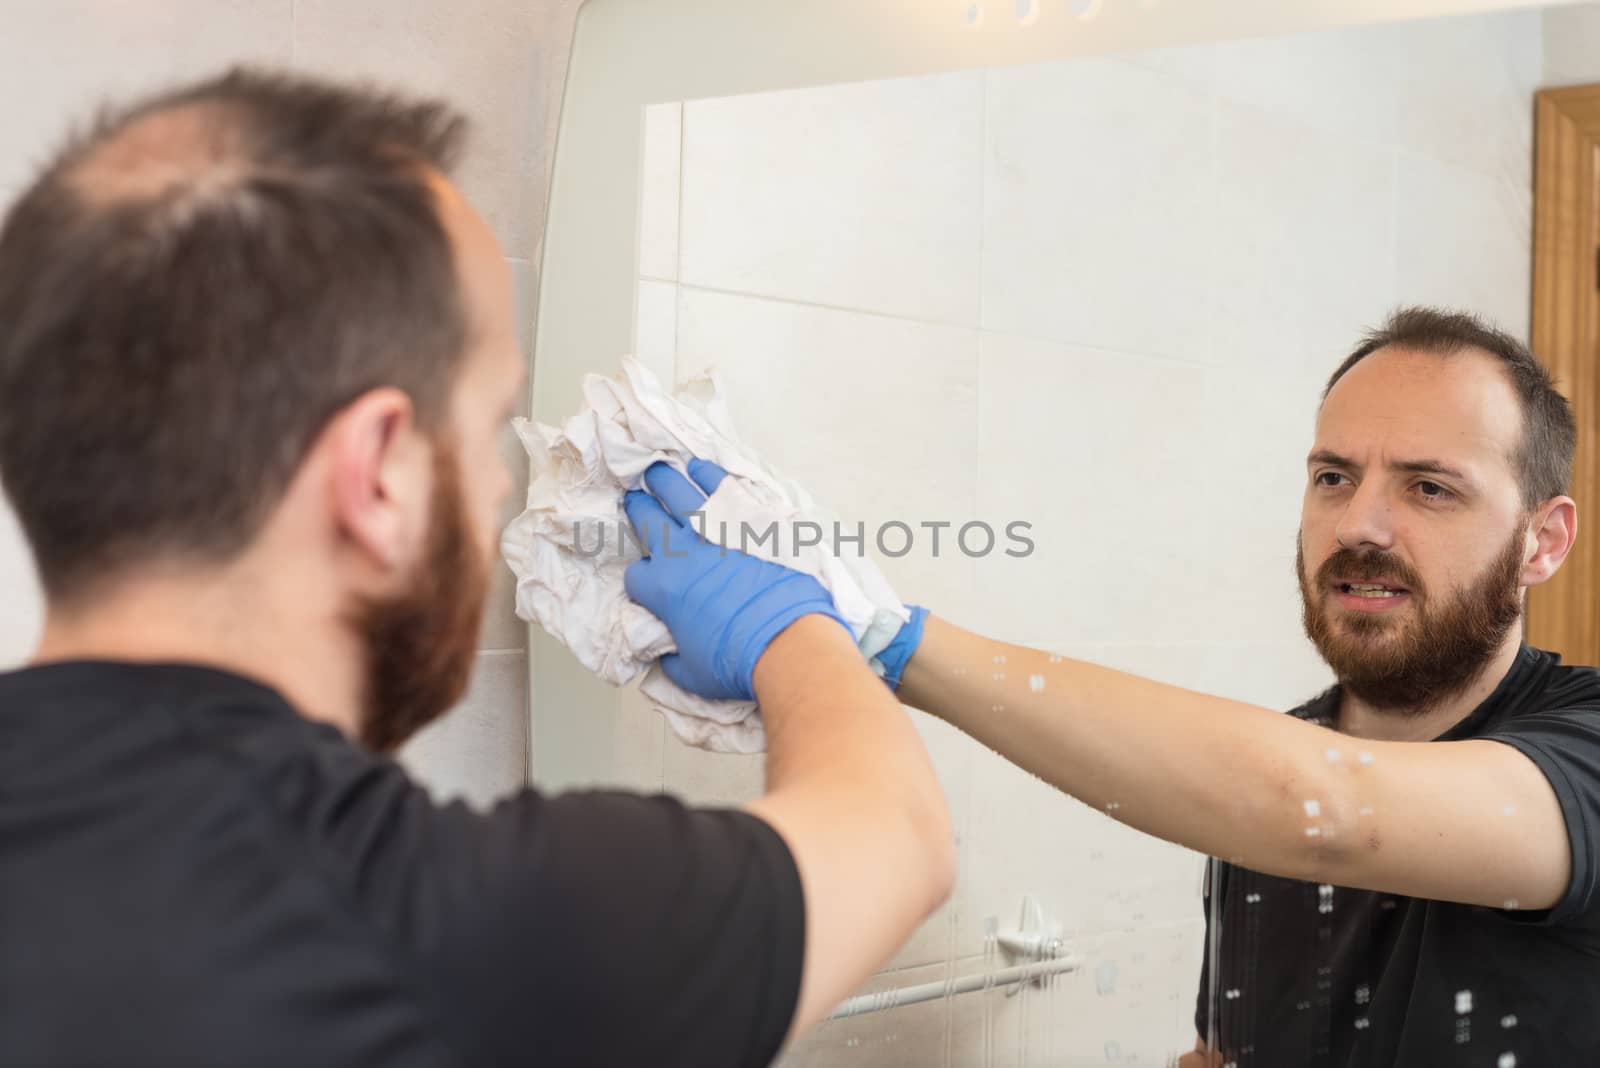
[1324,602,1412,634]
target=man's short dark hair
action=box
[0,67,471,605]
[1324,307,1575,510]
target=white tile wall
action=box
[781,919,1207,1068]
[1185,364,1330,645]
[1390,10,1542,184]
[962,742,1205,950]
[944,918,1208,1066]
[973,331,1215,645]
[982,57,1216,363]
[1210,24,1403,149]
[679,72,985,325]
[675,286,986,624]
[1209,100,1396,381]
[641,10,1542,1065]
[1396,152,1534,340]
[780,959,967,1068]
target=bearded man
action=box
[693,306,1597,1067]
[0,69,954,1067]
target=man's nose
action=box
[1333,480,1396,552]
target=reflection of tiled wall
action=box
[634,10,1544,1064]
[0,0,583,810]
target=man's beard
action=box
[347,439,490,752]
[1297,527,1526,714]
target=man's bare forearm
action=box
[756,618,943,828]
[746,615,955,1039]
[899,614,1348,879]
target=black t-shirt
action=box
[0,661,804,1068]
[1196,645,1600,1067]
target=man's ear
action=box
[324,387,430,573]
[1523,496,1578,589]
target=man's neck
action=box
[30,565,364,741]
[1335,632,1524,742]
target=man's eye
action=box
[1314,471,1347,488]
[1416,480,1452,500]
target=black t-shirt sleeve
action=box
[1485,707,1600,927]
[300,751,804,1068]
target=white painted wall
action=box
[614,9,1541,1064]
[0,0,583,808]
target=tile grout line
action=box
[671,280,1218,373]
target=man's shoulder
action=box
[1529,649,1600,714]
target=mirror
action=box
[526,1,1597,1063]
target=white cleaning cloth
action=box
[500,359,910,754]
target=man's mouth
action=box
[1330,578,1414,613]
[1337,581,1408,599]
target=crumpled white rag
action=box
[500,359,910,754]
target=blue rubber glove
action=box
[623,458,849,702]
[875,605,929,691]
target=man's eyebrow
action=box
[1306,450,1473,485]
[1307,449,1356,469]
[1392,458,1472,484]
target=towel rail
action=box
[827,954,1080,1020]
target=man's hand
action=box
[623,459,848,701]
[624,462,954,1044]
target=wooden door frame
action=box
[1529,85,1600,664]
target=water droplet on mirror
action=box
[1095,960,1118,995]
